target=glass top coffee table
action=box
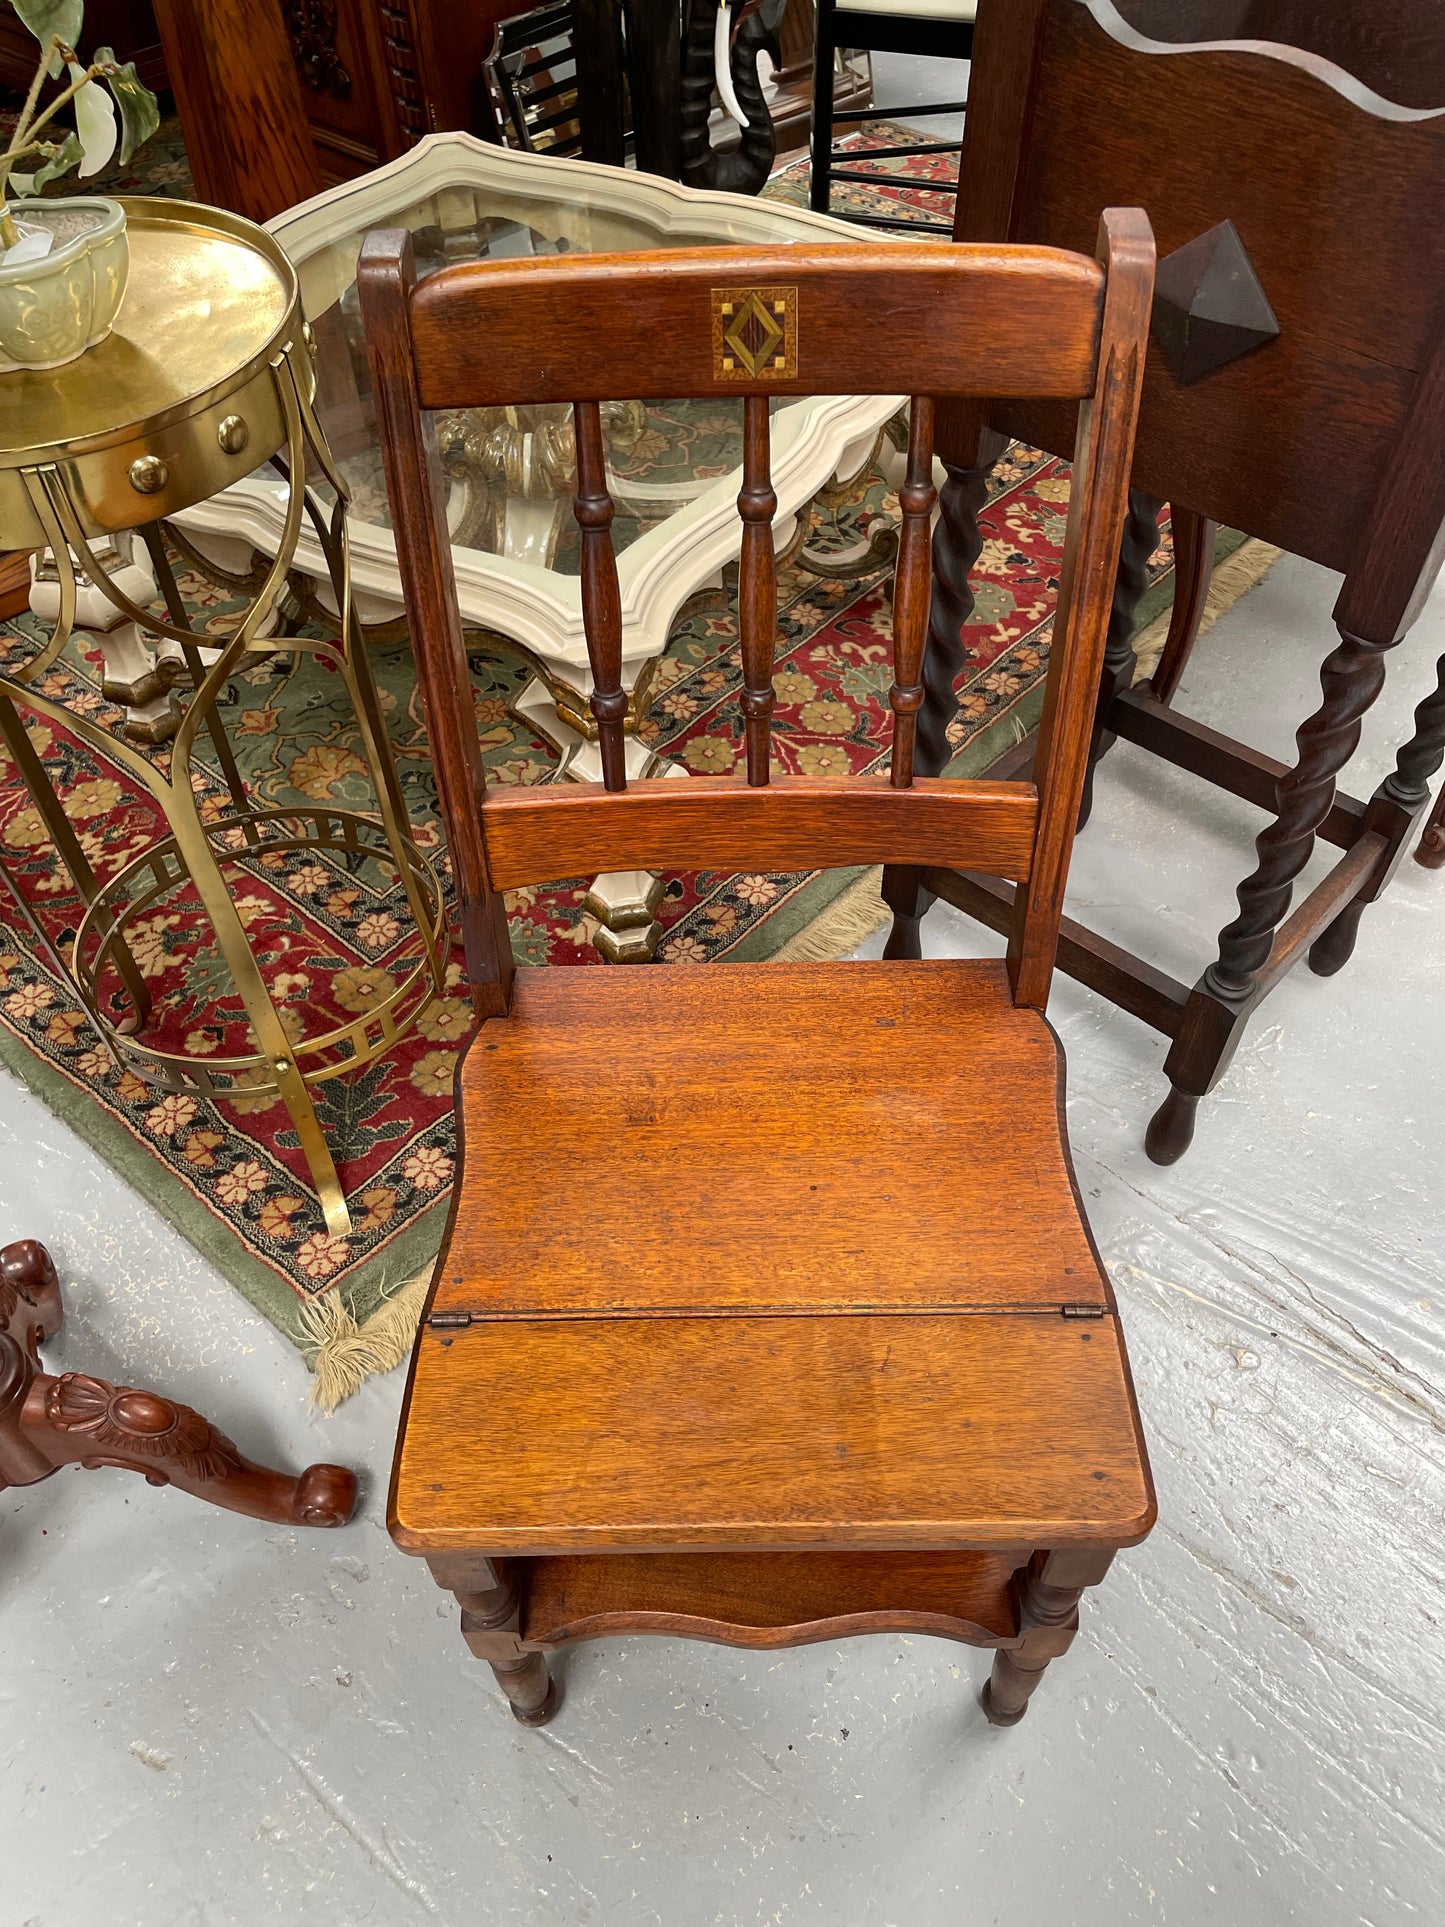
[177,134,902,954]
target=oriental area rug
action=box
[0,125,1276,1401]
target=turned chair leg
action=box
[428,1553,559,1727]
[0,1239,357,1526]
[982,1547,1114,1728]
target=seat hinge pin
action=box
[1060,1303,1107,1319]
[428,1310,474,1329]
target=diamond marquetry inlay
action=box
[711,285,798,380]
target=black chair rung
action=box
[834,101,968,120]
[829,169,959,192]
[830,210,956,234]
[829,138,961,160]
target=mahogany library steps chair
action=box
[359,213,1156,1732]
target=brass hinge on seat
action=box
[428,1310,474,1329]
[1060,1304,1107,1319]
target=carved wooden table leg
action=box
[1147,623,1393,1163]
[428,1552,559,1726]
[882,435,1001,960]
[982,1546,1114,1728]
[0,1240,357,1527]
[1308,643,1445,969]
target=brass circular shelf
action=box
[69,806,447,1101]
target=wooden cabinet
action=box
[280,1,507,182]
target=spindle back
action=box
[359,216,1152,1016]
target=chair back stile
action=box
[358,220,1153,1011]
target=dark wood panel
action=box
[972,0,1445,571]
[150,0,322,224]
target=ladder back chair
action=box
[360,213,1156,1732]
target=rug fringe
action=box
[300,1270,431,1414]
[771,866,889,963]
[1132,537,1282,685]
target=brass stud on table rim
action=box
[128,454,169,494]
[217,414,250,455]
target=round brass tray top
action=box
[0,197,311,547]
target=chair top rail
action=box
[405,241,1106,408]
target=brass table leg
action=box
[0,348,446,1240]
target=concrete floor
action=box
[2,552,1442,1925]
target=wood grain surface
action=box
[431,960,1104,1318]
[478,774,1038,887]
[407,244,1105,407]
[393,1305,1153,1553]
[519,1548,1023,1649]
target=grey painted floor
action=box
[2,551,1443,1926]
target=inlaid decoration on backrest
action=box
[712,286,799,381]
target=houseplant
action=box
[0,0,159,370]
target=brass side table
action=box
[0,198,445,1236]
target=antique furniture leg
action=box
[1147,622,1395,1162]
[1393,648,1445,873]
[882,428,1004,960]
[427,1552,558,1726]
[1148,506,1218,706]
[981,1547,1114,1728]
[0,1240,357,1526]
[1308,643,1445,967]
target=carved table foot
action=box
[0,1239,357,1527]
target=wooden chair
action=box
[810,0,975,233]
[883,0,1445,1163]
[359,214,1156,1730]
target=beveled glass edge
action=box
[1079,0,1445,123]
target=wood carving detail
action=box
[379,1,428,143]
[45,1375,243,1486]
[285,0,352,98]
[0,1238,358,1528]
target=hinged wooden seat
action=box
[394,959,1153,1555]
[362,211,1157,1734]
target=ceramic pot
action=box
[0,196,129,373]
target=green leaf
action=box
[96,48,159,167]
[13,1,84,76]
[7,130,84,196]
[68,59,116,177]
